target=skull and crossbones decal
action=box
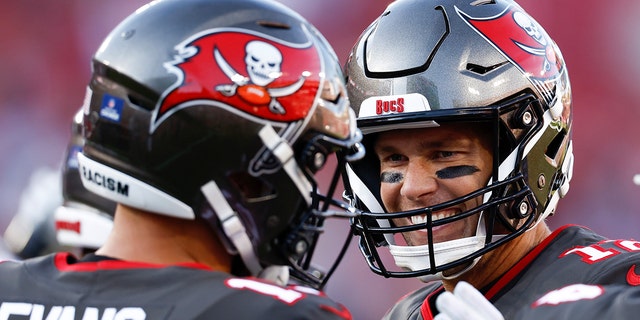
[513,11,553,72]
[214,40,306,115]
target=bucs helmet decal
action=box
[456,5,565,105]
[151,27,322,133]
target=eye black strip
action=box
[436,165,479,179]
[380,172,403,183]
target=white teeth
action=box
[411,215,428,225]
[434,211,453,221]
[410,211,455,225]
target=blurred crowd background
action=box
[2,0,640,318]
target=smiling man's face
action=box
[374,122,493,246]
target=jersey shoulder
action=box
[492,225,640,318]
[515,283,640,319]
[207,278,351,319]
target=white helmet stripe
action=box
[77,153,194,219]
[345,164,396,245]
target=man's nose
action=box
[400,161,437,202]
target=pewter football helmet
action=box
[343,0,573,280]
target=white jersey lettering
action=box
[0,303,146,320]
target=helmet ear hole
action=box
[545,130,569,162]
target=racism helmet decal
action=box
[151,27,322,133]
[456,5,565,104]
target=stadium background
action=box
[1,1,639,318]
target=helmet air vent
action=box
[257,20,290,30]
[465,61,508,75]
[470,0,496,5]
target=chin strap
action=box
[54,204,113,250]
[201,181,262,275]
[389,235,485,282]
[258,125,311,206]
[201,180,291,286]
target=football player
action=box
[0,0,363,319]
[342,0,640,318]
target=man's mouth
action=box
[410,210,458,225]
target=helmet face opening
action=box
[343,0,573,279]
[346,93,550,278]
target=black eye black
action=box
[435,165,479,179]
[380,172,403,183]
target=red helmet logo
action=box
[151,29,321,132]
[457,5,564,81]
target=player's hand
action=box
[434,281,504,320]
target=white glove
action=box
[434,281,505,320]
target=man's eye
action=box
[437,151,455,158]
[378,153,401,162]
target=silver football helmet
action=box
[343,0,573,280]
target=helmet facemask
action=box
[196,76,364,289]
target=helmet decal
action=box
[359,93,431,118]
[152,28,322,132]
[456,5,565,104]
[99,93,125,123]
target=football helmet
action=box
[55,109,114,252]
[343,0,573,280]
[78,0,363,288]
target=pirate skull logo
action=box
[513,11,552,72]
[214,40,306,115]
[245,41,282,86]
